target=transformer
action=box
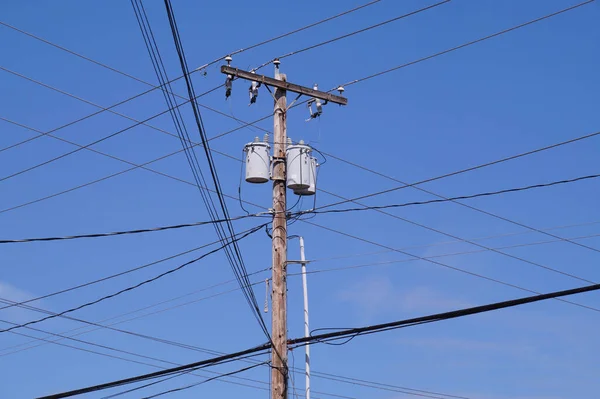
[243,137,270,183]
[286,143,312,190]
[294,156,317,196]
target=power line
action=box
[39,281,600,398]
[321,149,600,256]
[0,226,266,312]
[0,0,381,152]
[306,219,600,264]
[306,173,600,216]
[288,232,600,278]
[3,280,464,399]
[302,219,600,314]
[290,281,600,347]
[0,213,267,244]
[139,362,268,399]
[255,0,450,70]
[0,84,221,183]
[10,169,587,246]
[37,344,273,399]
[307,173,599,284]
[0,223,266,335]
[160,0,270,340]
[4,2,599,216]
[0,113,269,215]
[1,66,598,276]
[318,128,600,210]
[1,318,174,367]
[339,0,595,88]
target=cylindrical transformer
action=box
[294,156,317,196]
[286,143,312,190]
[244,140,270,183]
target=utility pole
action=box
[221,60,347,399]
[271,59,288,399]
[299,236,311,399]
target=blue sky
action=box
[0,0,599,398]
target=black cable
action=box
[341,0,595,88]
[134,0,270,347]
[238,149,251,215]
[40,281,600,398]
[162,0,270,340]
[255,0,451,70]
[37,344,272,399]
[0,213,267,244]
[0,0,381,154]
[0,272,269,359]
[0,222,266,335]
[289,281,600,347]
[0,225,267,311]
[0,114,269,216]
[141,362,268,399]
[302,173,600,216]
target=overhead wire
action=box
[1,257,470,399]
[255,0,451,70]
[0,84,222,183]
[139,362,268,399]
[0,222,266,334]
[0,114,269,215]
[304,173,600,216]
[159,0,270,339]
[2,0,598,218]
[290,281,600,347]
[0,225,267,311]
[301,218,600,314]
[320,148,600,256]
[3,283,462,399]
[287,232,600,278]
[0,273,268,357]
[339,0,595,88]
[0,212,268,244]
[0,0,383,152]
[39,281,600,398]
[305,219,600,264]
[2,173,596,247]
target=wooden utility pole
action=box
[271,59,288,399]
[221,61,346,399]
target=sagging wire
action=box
[238,149,252,215]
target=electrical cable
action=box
[0,114,270,216]
[304,173,600,216]
[3,284,460,399]
[0,0,382,147]
[300,217,600,313]
[0,225,267,312]
[306,219,600,264]
[39,281,600,398]
[320,148,600,256]
[0,213,268,244]
[317,127,600,211]
[311,172,599,285]
[0,84,221,183]
[5,4,600,218]
[339,0,595,88]
[139,362,268,399]
[287,231,600,278]
[37,344,273,399]
[255,0,450,71]
[0,222,266,335]
[0,273,269,357]
[160,0,270,340]
[291,281,600,347]
[0,318,175,367]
